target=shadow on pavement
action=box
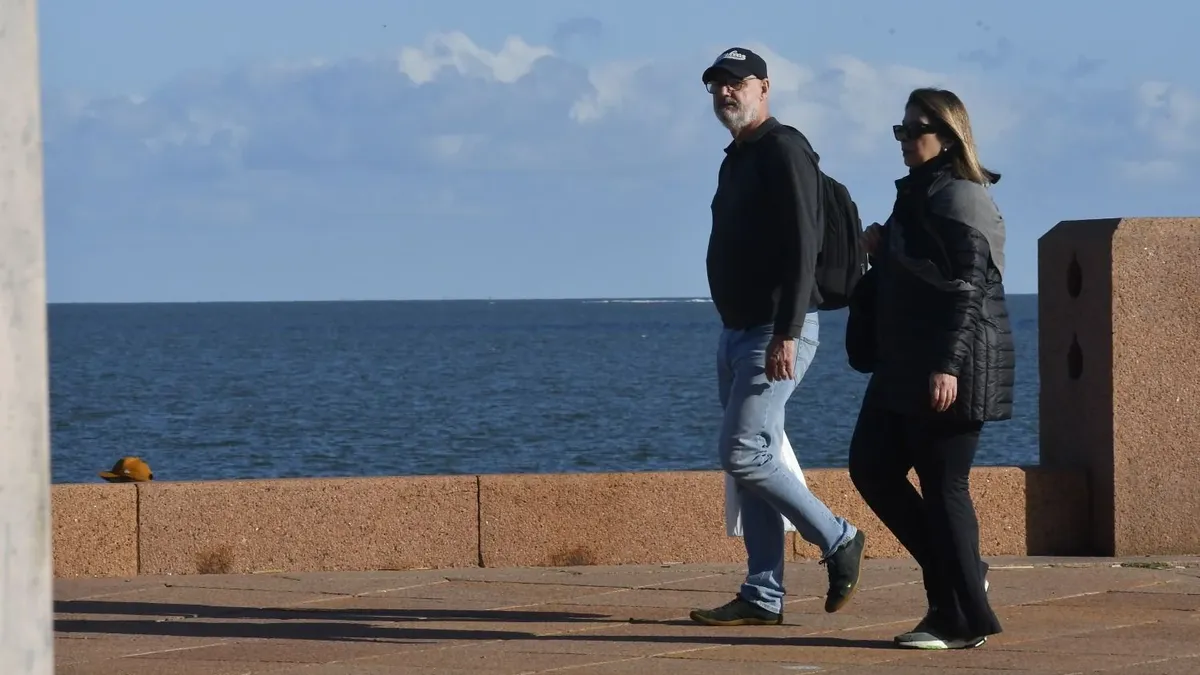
[55,599,894,650]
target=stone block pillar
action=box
[1039,218,1200,556]
[0,0,54,672]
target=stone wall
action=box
[1039,218,1200,555]
[52,467,1090,578]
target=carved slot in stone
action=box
[1068,333,1083,380]
[1067,253,1082,299]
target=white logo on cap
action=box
[718,50,747,62]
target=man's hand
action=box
[929,372,958,412]
[766,335,796,381]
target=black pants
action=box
[848,402,1003,638]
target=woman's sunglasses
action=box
[892,122,939,142]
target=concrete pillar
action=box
[0,0,55,672]
[1039,218,1200,556]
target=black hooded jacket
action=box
[849,154,1015,423]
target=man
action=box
[690,47,867,627]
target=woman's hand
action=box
[929,372,958,412]
[862,223,884,255]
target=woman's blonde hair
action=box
[906,87,1001,186]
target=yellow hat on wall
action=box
[98,456,153,482]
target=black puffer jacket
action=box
[852,154,1015,423]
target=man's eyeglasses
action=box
[706,77,757,94]
[892,122,939,142]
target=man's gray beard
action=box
[715,101,759,134]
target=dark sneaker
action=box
[821,530,866,613]
[894,621,987,650]
[689,597,782,626]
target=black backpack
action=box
[813,172,868,310]
[769,124,867,311]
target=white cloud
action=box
[813,55,1023,156]
[43,34,1112,181]
[569,60,648,123]
[1135,80,1200,153]
[40,31,1200,229]
[41,29,1200,302]
[398,32,553,85]
[830,56,932,148]
[745,43,815,94]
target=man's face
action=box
[707,72,767,133]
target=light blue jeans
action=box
[717,313,858,613]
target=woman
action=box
[847,87,1014,650]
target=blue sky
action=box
[39,0,1200,302]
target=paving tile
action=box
[833,665,1065,675]
[565,588,749,609]
[54,578,169,602]
[294,606,629,638]
[297,597,639,636]
[56,658,290,675]
[561,656,841,674]
[60,614,525,645]
[645,561,928,601]
[348,642,626,672]
[444,564,740,589]
[1126,577,1200,594]
[150,570,456,596]
[302,593,558,617]
[887,648,1152,672]
[1002,620,1200,656]
[1098,655,1200,674]
[533,602,684,622]
[988,604,1174,644]
[57,585,337,617]
[128,637,424,664]
[1042,589,1200,611]
[642,572,753,593]
[544,618,909,656]
[465,636,699,658]
[291,665,550,675]
[658,641,902,666]
[53,635,236,666]
[373,580,618,606]
[985,569,1184,606]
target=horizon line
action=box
[46,293,1040,306]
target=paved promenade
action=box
[55,556,1200,674]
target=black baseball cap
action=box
[702,47,768,83]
